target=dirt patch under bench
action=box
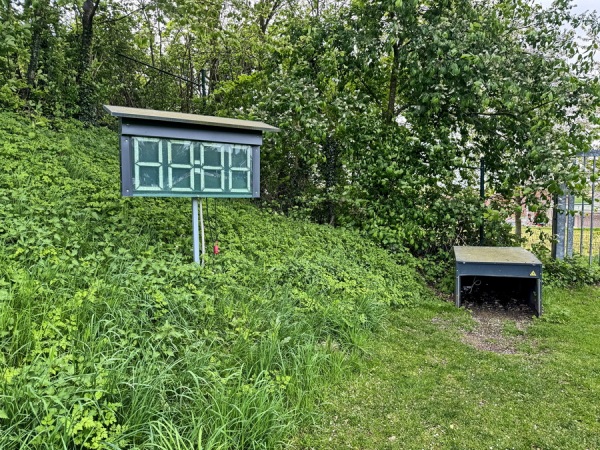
[460,294,536,354]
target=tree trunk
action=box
[515,201,522,240]
[80,0,99,74]
[26,28,42,87]
[322,136,341,225]
[78,0,100,122]
[258,0,283,34]
[384,41,400,124]
[23,0,49,99]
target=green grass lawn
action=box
[294,286,600,449]
[0,112,425,448]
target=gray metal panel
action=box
[252,146,260,198]
[121,122,263,146]
[536,279,542,316]
[455,262,541,278]
[104,105,280,132]
[120,136,133,196]
[455,274,461,308]
[554,193,566,259]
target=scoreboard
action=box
[104,105,278,199]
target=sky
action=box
[573,0,598,13]
[536,0,600,65]
[537,0,598,14]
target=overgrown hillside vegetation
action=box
[2,0,599,255]
[0,112,424,449]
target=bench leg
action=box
[536,279,542,317]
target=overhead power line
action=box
[117,52,204,91]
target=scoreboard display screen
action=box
[129,137,256,197]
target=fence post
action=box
[479,157,485,245]
[589,156,597,266]
[552,192,567,260]
[567,194,575,258]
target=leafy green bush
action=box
[0,112,423,449]
[541,256,600,288]
[530,239,600,288]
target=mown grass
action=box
[0,112,424,449]
[295,286,600,449]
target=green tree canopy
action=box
[0,0,598,254]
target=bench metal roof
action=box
[454,246,541,265]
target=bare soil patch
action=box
[460,293,536,354]
[462,309,530,353]
[450,285,535,354]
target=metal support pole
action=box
[479,157,485,246]
[567,194,575,258]
[200,198,206,266]
[192,198,206,266]
[192,198,200,264]
[580,155,586,255]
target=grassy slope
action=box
[0,113,424,449]
[296,286,600,449]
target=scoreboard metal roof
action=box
[104,105,280,133]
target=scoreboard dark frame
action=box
[104,105,279,199]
